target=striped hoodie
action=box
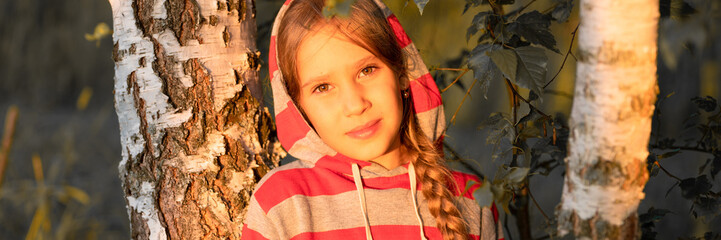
[241,0,503,239]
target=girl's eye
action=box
[313,83,331,93]
[359,66,376,78]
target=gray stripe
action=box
[287,130,337,161]
[416,108,446,141]
[253,159,315,190]
[266,188,482,238]
[374,0,393,17]
[404,44,430,81]
[271,72,290,113]
[243,197,280,239]
[480,207,499,240]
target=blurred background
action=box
[0,0,719,239]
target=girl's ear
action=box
[398,75,410,90]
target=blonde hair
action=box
[276,0,469,239]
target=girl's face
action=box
[295,24,404,165]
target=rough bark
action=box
[556,0,659,239]
[110,0,282,239]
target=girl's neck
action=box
[368,143,413,170]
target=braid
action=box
[402,97,469,240]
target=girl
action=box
[242,0,502,239]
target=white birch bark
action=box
[556,0,659,239]
[110,0,282,239]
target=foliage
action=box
[428,0,721,239]
[429,0,577,238]
[646,94,721,238]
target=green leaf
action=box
[507,11,560,53]
[488,48,517,82]
[692,96,717,112]
[551,0,574,23]
[322,0,355,18]
[463,0,482,14]
[491,183,512,213]
[466,11,492,41]
[639,207,672,224]
[504,166,530,185]
[679,175,712,199]
[414,0,430,15]
[647,155,660,177]
[479,112,514,145]
[695,195,721,218]
[472,179,494,207]
[657,149,681,159]
[494,164,529,186]
[517,107,542,126]
[711,155,721,180]
[493,0,515,5]
[479,112,515,162]
[468,44,503,98]
[514,46,548,95]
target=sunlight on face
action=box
[296,24,404,167]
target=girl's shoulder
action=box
[248,159,318,213]
[252,159,314,192]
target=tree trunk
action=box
[556,0,659,239]
[110,0,282,239]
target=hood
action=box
[268,0,446,172]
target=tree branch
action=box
[450,79,478,124]
[0,105,19,190]
[440,69,470,93]
[526,184,549,221]
[544,23,580,89]
[508,0,539,19]
[649,144,714,155]
[504,78,551,119]
[443,141,486,179]
[656,160,682,182]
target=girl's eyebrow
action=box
[300,55,379,89]
[353,55,378,69]
[301,74,328,89]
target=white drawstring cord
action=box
[352,163,428,240]
[352,163,373,240]
[408,163,428,240]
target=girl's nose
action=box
[342,84,371,117]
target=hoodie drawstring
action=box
[408,163,429,240]
[351,163,428,240]
[352,163,373,240]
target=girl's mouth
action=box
[345,119,381,139]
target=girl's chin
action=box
[337,139,402,162]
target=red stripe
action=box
[452,172,481,199]
[491,203,499,223]
[241,224,270,240]
[275,101,310,150]
[255,165,410,213]
[255,165,354,212]
[283,0,292,5]
[269,36,278,75]
[289,225,480,240]
[411,73,442,113]
[386,14,411,48]
[255,161,479,213]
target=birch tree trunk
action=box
[556,0,659,239]
[110,0,282,239]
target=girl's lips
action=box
[345,119,381,139]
